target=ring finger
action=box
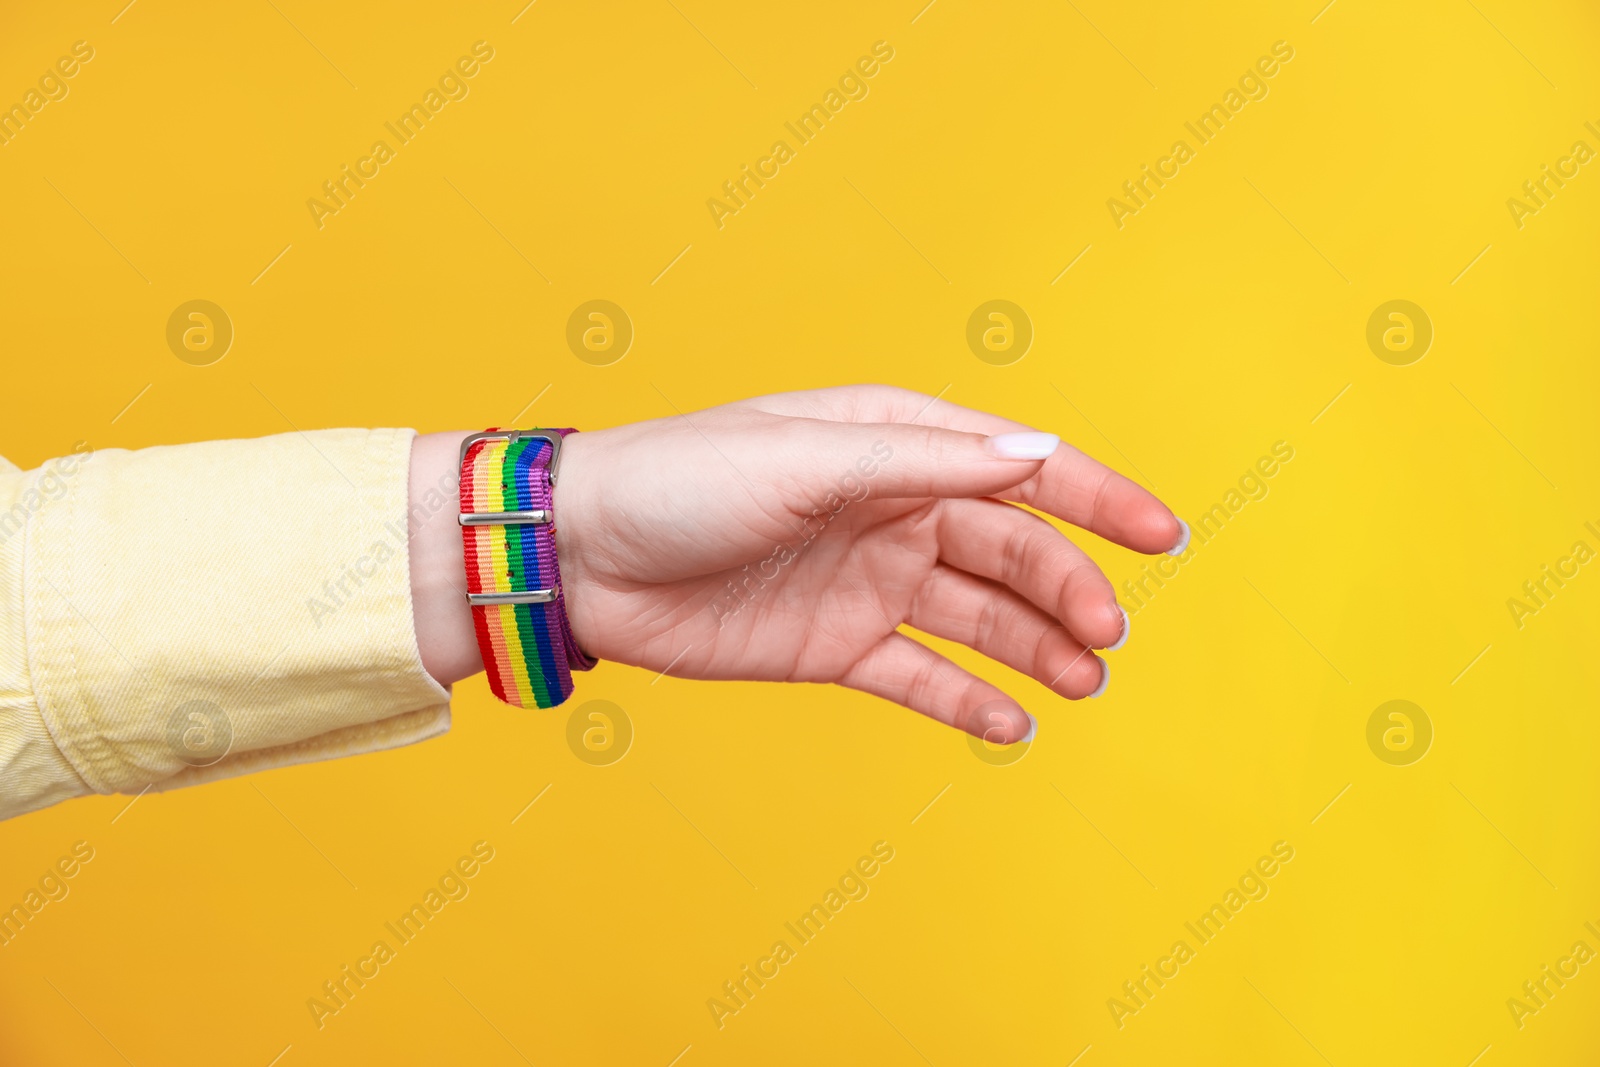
[908,563,1109,700]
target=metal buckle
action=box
[460,509,550,526]
[468,590,557,606]
[459,429,563,606]
[457,429,562,528]
[457,428,562,484]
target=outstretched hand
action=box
[542,385,1186,745]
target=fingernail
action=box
[1106,607,1130,652]
[984,432,1060,460]
[1166,518,1191,556]
[1088,659,1110,699]
[1021,711,1038,743]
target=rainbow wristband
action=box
[458,428,595,708]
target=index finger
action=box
[747,385,1187,555]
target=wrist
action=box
[547,429,600,659]
[409,430,482,686]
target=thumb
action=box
[785,419,1059,501]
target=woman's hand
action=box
[412,385,1186,745]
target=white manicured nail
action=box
[1022,711,1038,743]
[1166,518,1191,556]
[984,432,1060,460]
[1088,660,1110,698]
[1106,607,1130,652]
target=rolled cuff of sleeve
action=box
[21,427,451,802]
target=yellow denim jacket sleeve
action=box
[0,429,451,822]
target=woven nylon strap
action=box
[459,429,594,708]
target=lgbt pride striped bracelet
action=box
[458,428,594,708]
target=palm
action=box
[600,495,941,682]
[706,499,945,682]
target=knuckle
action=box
[908,659,944,711]
[1030,625,1060,679]
[974,592,1007,647]
[1086,470,1115,529]
[1000,520,1035,588]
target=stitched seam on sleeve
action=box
[17,474,92,796]
[32,465,115,791]
[59,463,117,790]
